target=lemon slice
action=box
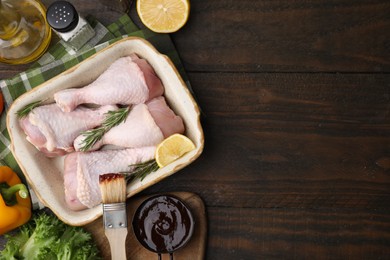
[137,0,190,33]
[155,134,196,167]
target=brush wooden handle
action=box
[105,228,128,260]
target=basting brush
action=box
[99,173,128,260]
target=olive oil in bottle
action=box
[0,0,52,65]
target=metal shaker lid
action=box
[46,1,79,33]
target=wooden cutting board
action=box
[84,192,207,260]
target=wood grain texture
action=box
[141,72,390,258]
[206,207,390,259]
[0,0,389,259]
[104,228,128,260]
[147,72,390,208]
[172,0,390,73]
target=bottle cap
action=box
[45,1,95,50]
[46,1,79,33]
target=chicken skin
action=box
[54,54,164,112]
[63,146,156,210]
[19,104,117,157]
[73,96,184,151]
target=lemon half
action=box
[137,0,190,33]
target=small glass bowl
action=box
[132,194,195,259]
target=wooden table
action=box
[1,0,389,259]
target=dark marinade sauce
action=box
[133,195,194,253]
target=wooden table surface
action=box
[1,0,389,259]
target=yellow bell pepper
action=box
[0,166,32,235]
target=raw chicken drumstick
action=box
[73,96,185,152]
[63,146,156,210]
[54,54,164,112]
[19,104,117,157]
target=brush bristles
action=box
[99,173,126,204]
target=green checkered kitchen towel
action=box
[0,14,192,176]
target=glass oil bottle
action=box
[0,0,52,65]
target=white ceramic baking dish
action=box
[7,37,204,226]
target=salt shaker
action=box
[46,1,95,50]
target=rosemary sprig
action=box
[126,160,160,183]
[101,107,130,129]
[16,100,43,118]
[79,107,130,152]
